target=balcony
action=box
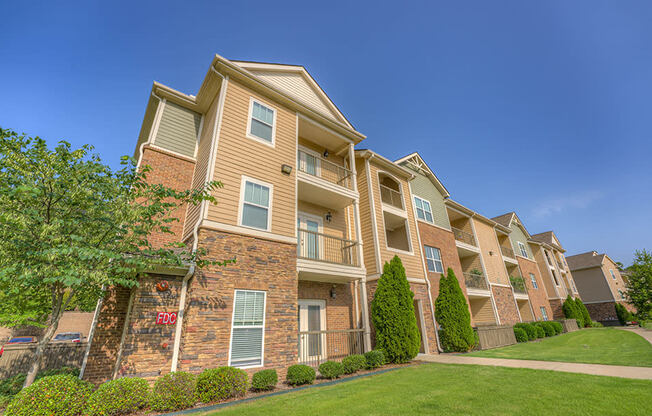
[500,245,515,259]
[380,184,404,210]
[464,272,488,291]
[557,260,565,270]
[297,150,357,210]
[510,276,528,295]
[297,228,359,267]
[298,329,364,367]
[452,227,477,247]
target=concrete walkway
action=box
[622,327,652,346]
[417,354,652,380]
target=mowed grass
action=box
[469,328,652,367]
[201,363,652,416]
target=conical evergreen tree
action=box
[574,297,592,327]
[370,255,421,363]
[435,268,477,352]
[562,295,583,327]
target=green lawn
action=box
[469,328,652,367]
[201,364,652,416]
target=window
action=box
[247,99,275,144]
[229,290,266,368]
[552,270,560,286]
[424,246,444,273]
[618,289,625,300]
[540,307,549,321]
[517,242,528,258]
[610,269,616,280]
[529,273,538,289]
[544,250,553,266]
[240,177,271,231]
[414,196,433,223]
[571,280,577,292]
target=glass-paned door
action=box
[299,149,320,176]
[298,300,326,362]
[298,214,322,260]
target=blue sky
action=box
[1,1,650,264]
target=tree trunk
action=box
[23,290,66,388]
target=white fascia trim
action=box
[466,288,492,297]
[490,283,512,288]
[199,219,296,245]
[146,144,197,162]
[297,171,359,200]
[297,259,366,279]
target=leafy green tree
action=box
[370,256,420,363]
[435,268,476,352]
[0,128,227,386]
[574,298,592,328]
[626,250,652,320]
[562,295,583,327]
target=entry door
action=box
[297,214,322,260]
[298,300,326,362]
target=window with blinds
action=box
[247,99,275,144]
[229,290,266,368]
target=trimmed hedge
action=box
[318,361,344,379]
[514,323,537,341]
[83,377,150,416]
[615,303,633,325]
[0,394,10,409]
[342,354,366,374]
[563,295,584,328]
[286,365,315,386]
[513,327,528,343]
[5,374,93,416]
[371,256,421,363]
[196,367,248,403]
[251,369,277,391]
[591,320,604,327]
[149,371,196,412]
[534,321,555,337]
[575,298,592,328]
[534,324,545,339]
[435,268,477,352]
[365,350,385,369]
[0,366,80,398]
[551,321,563,335]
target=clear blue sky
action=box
[1,1,650,264]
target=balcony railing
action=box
[500,245,515,259]
[464,272,488,291]
[298,329,364,367]
[452,227,477,247]
[379,184,404,209]
[297,228,360,267]
[510,276,527,294]
[557,260,565,270]
[297,150,353,190]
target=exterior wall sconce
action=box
[281,164,293,175]
[325,211,332,223]
[330,285,337,299]
[323,149,329,158]
[489,250,494,256]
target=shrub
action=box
[513,327,528,343]
[591,320,604,327]
[435,268,477,352]
[514,323,537,340]
[563,295,584,327]
[615,303,634,325]
[0,394,10,409]
[5,374,93,416]
[84,377,150,416]
[286,365,315,386]
[149,371,196,412]
[342,354,366,374]
[251,369,277,391]
[365,350,385,369]
[551,321,563,335]
[318,361,344,379]
[534,324,545,338]
[196,367,248,403]
[575,298,592,328]
[534,321,555,337]
[371,256,421,363]
[0,366,80,398]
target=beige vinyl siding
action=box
[154,102,201,158]
[601,257,626,300]
[206,80,297,237]
[510,225,533,259]
[572,267,614,302]
[473,219,508,285]
[356,158,378,275]
[530,244,558,298]
[368,162,425,280]
[297,200,346,240]
[183,94,221,239]
[249,70,341,123]
[404,168,450,230]
[470,298,496,324]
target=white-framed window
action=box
[618,289,625,300]
[229,290,266,368]
[540,307,549,321]
[424,246,444,273]
[552,270,560,286]
[239,176,272,231]
[571,280,577,292]
[246,98,276,145]
[610,269,616,280]
[517,242,528,258]
[529,273,538,289]
[414,196,433,223]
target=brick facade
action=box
[517,257,553,321]
[584,301,634,323]
[491,285,520,325]
[298,281,356,330]
[549,298,564,319]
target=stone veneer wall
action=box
[491,285,520,325]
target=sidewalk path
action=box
[621,327,652,346]
[417,354,652,380]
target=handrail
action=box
[500,245,515,259]
[298,329,364,335]
[379,184,404,209]
[463,272,488,290]
[452,227,477,247]
[510,276,527,294]
[297,150,353,190]
[297,228,360,267]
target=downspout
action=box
[78,285,105,380]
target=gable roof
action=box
[232,61,353,129]
[530,231,564,251]
[492,212,514,228]
[394,152,450,197]
[566,251,605,271]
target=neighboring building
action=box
[83,55,370,384]
[528,231,580,318]
[566,251,634,324]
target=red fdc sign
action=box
[156,312,177,325]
